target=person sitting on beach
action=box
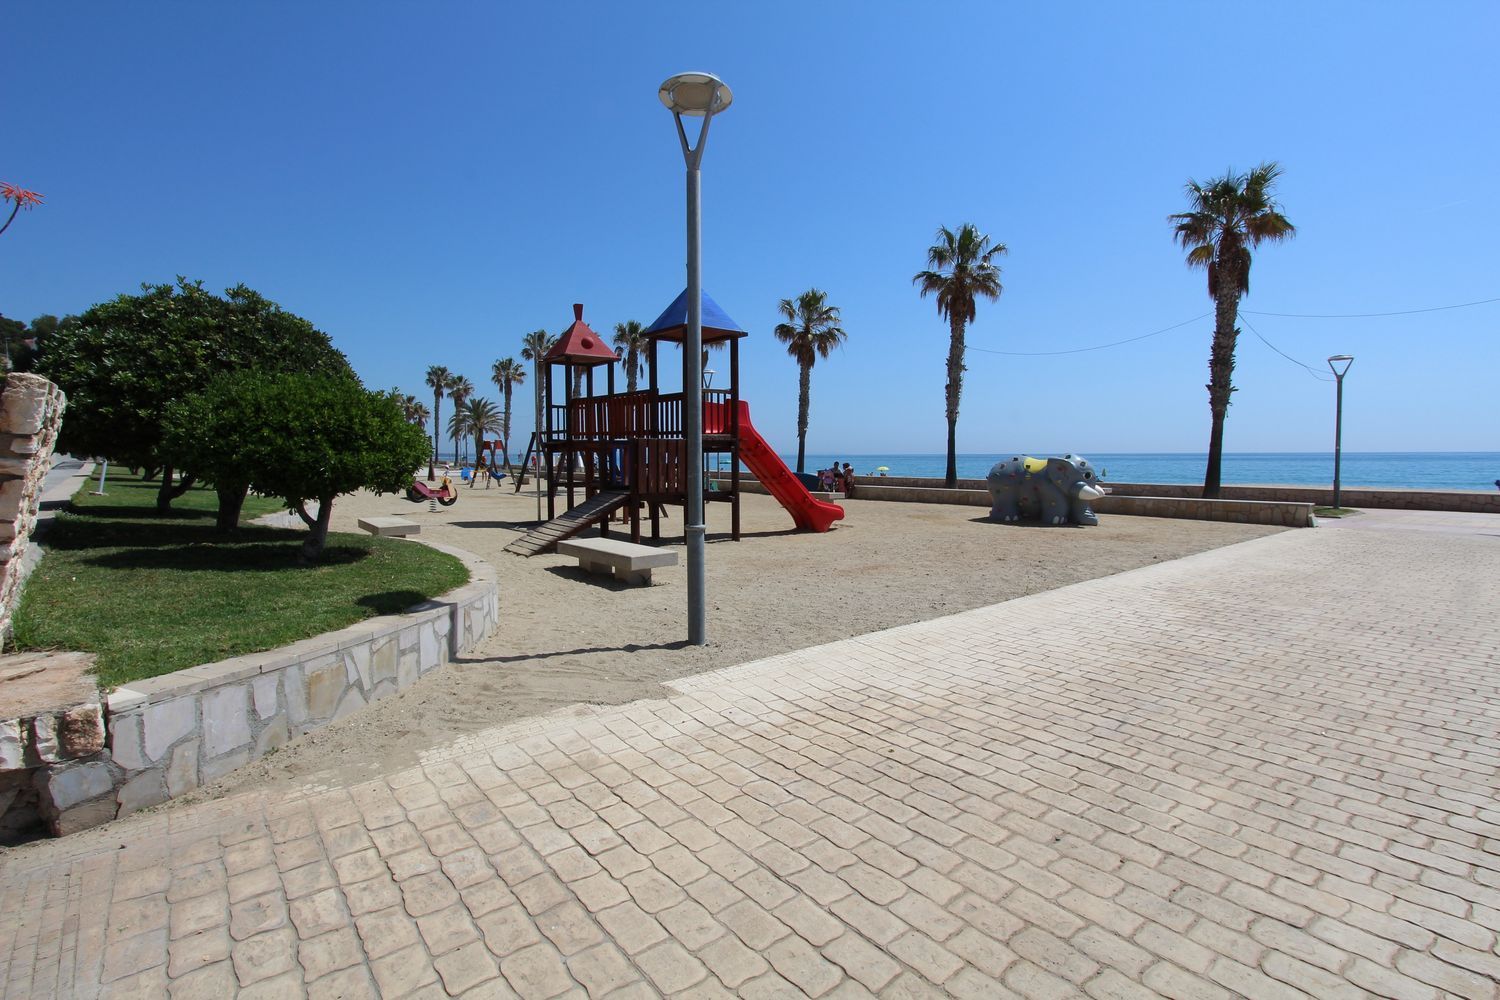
[819,467,835,491]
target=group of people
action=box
[818,461,856,494]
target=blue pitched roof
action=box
[644,288,748,343]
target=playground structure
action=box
[505,296,844,556]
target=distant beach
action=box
[433,450,1500,491]
[783,452,1500,492]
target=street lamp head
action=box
[659,72,733,117]
[1327,354,1354,377]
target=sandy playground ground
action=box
[192,482,1285,801]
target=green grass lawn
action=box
[11,473,469,688]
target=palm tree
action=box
[914,224,1007,488]
[1170,162,1295,497]
[448,375,474,464]
[520,330,556,468]
[773,290,846,475]
[612,320,648,394]
[491,357,526,472]
[446,408,471,465]
[397,393,428,429]
[462,397,504,477]
[424,365,451,479]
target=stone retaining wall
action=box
[1100,481,1500,513]
[862,475,1499,513]
[1094,493,1313,527]
[101,540,498,820]
[0,373,66,640]
[716,477,1313,527]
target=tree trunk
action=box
[430,394,441,480]
[534,363,545,473]
[300,496,335,563]
[944,312,966,489]
[626,349,639,394]
[1203,284,1240,498]
[155,465,195,512]
[795,361,811,475]
[215,483,248,532]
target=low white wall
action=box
[103,540,498,817]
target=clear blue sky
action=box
[7,2,1497,455]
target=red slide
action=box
[708,400,844,532]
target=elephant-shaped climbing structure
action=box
[987,454,1106,526]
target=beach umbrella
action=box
[875,466,890,472]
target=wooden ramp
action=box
[504,490,630,556]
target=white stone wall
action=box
[0,373,67,640]
[104,541,499,817]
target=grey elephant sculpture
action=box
[987,455,1106,526]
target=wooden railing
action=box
[555,389,735,441]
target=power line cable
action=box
[1239,314,1334,381]
[968,312,1210,357]
[1243,294,1500,319]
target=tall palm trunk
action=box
[1203,286,1240,498]
[533,362,544,477]
[501,386,514,473]
[795,361,812,474]
[625,348,639,393]
[430,393,441,479]
[943,313,966,488]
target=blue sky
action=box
[6,2,1497,455]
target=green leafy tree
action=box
[520,330,555,463]
[424,365,451,478]
[164,373,428,560]
[773,290,846,475]
[40,279,352,511]
[914,224,1007,488]
[447,375,474,463]
[1170,162,1296,497]
[490,357,526,470]
[612,320,648,394]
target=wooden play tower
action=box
[504,295,749,556]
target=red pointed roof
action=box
[544,303,619,367]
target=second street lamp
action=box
[1327,354,1354,511]
[660,71,732,647]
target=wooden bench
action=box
[556,537,678,586]
[357,516,421,537]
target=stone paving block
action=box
[307,963,380,1000]
[231,925,297,986]
[371,940,441,995]
[166,926,231,978]
[499,941,576,998]
[297,926,363,981]
[565,941,640,995]
[435,939,501,994]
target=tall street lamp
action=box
[660,71,732,646]
[1327,355,1354,510]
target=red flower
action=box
[0,183,44,209]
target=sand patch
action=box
[183,483,1284,800]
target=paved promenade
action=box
[2,509,1497,998]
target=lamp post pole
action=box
[1327,355,1354,511]
[662,72,732,647]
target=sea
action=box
[782,452,1500,492]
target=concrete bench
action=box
[557,537,678,586]
[357,516,421,537]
